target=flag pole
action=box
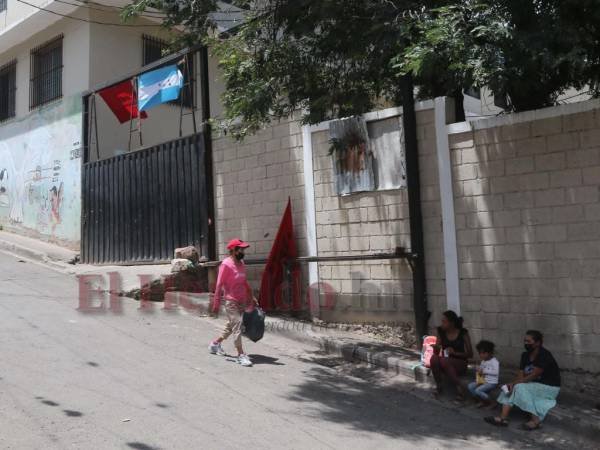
[187,51,197,135]
[178,55,186,138]
[136,79,143,147]
[92,94,100,160]
[128,77,136,152]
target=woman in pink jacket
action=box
[209,239,258,367]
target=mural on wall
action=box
[0,96,82,245]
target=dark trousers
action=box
[430,354,468,387]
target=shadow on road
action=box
[285,356,546,449]
[248,354,285,366]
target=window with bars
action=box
[30,35,63,110]
[142,35,195,109]
[0,0,7,13]
[0,60,16,122]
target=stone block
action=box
[559,278,593,297]
[552,204,584,223]
[582,166,600,185]
[521,207,553,225]
[534,188,565,207]
[505,226,536,243]
[534,224,567,242]
[174,246,200,264]
[531,116,563,137]
[470,279,499,296]
[547,132,579,152]
[535,152,566,171]
[491,175,521,194]
[506,156,534,175]
[494,244,524,261]
[549,169,582,188]
[565,186,599,204]
[567,148,600,168]
[479,228,506,245]
[514,136,547,156]
[567,222,600,241]
[579,128,600,148]
[522,243,554,260]
[493,210,522,227]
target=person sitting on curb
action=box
[208,239,258,367]
[468,340,500,408]
[430,310,473,401]
[485,330,561,430]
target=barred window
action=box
[0,0,6,13]
[142,35,194,108]
[0,60,16,122]
[142,35,171,66]
[30,35,63,109]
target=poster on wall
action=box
[329,117,376,195]
[0,96,82,246]
[367,116,407,190]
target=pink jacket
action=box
[212,257,251,312]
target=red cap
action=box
[226,238,250,250]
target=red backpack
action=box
[421,335,438,368]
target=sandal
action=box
[522,420,541,431]
[484,416,509,427]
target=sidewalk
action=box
[0,230,172,293]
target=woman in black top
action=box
[485,330,561,430]
[430,310,473,400]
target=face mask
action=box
[235,252,245,261]
[524,344,535,353]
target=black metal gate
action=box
[81,133,210,264]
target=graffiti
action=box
[0,96,82,244]
[0,168,8,207]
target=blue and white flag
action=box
[138,65,184,111]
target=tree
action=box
[124,0,444,138]
[397,0,600,112]
[123,0,600,136]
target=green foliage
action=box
[123,0,600,137]
[398,1,600,112]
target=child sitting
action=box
[468,340,500,407]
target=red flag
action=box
[260,198,300,311]
[98,79,148,124]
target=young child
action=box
[468,340,500,407]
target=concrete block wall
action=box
[448,104,600,381]
[310,108,444,324]
[212,116,307,293]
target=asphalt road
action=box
[0,251,574,449]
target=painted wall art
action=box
[0,96,82,246]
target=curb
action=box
[0,239,73,272]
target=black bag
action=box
[242,307,265,342]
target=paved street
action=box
[0,251,581,449]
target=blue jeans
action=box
[468,382,497,401]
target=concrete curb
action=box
[0,238,73,272]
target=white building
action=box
[0,0,233,249]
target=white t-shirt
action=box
[479,357,500,385]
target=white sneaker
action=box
[237,354,253,367]
[208,341,226,356]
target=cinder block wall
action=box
[448,105,600,388]
[212,116,308,291]
[310,108,445,325]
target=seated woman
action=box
[485,330,561,430]
[430,310,473,400]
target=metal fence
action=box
[81,133,210,264]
